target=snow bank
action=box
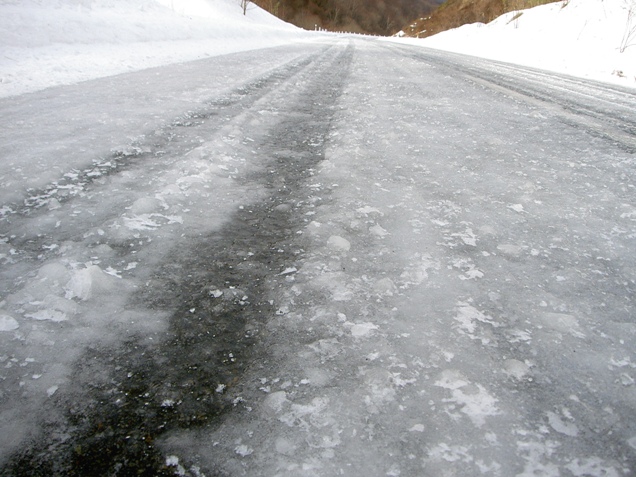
[2,0,634,96]
[393,0,636,87]
[0,0,309,98]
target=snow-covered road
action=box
[1,38,635,476]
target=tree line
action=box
[253,0,443,35]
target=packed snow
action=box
[393,0,636,88]
[1,0,635,476]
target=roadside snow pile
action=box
[0,0,308,98]
[395,0,636,87]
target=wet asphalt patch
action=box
[2,43,352,476]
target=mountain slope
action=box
[400,0,560,37]
[253,0,444,35]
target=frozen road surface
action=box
[1,38,635,476]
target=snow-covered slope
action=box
[393,0,636,88]
[0,0,310,98]
[1,0,635,97]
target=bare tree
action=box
[267,0,281,17]
[241,0,250,15]
[620,0,636,52]
[340,0,361,17]
[327,5,340,24]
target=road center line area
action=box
[0,38,635,476]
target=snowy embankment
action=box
[392,0,636,88]
[0,0,311,98]
[2,0,635,97]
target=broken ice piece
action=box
[235,445,253,457]
[0,315,19,331]
[328,235,351,251]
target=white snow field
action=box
[0,0,635,476]
[394,0,636,88]
[0,0,312,98]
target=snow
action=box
[391,0,636,88]
[0,0,311,98]
[1,0,634,98]
[137,35,632,475]
[0,0,635,475]
[0,314,19,331]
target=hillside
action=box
[400,0,560,38]
[0,0,308,98]
[392,0,636,87]
[253,0,444,35]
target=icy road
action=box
[1,38,636,476]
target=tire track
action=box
[0,46,328,255]
[384,43,636,152]
[1,41,353,477]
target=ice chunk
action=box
[452,227,477,246]
[25,309,67,322]
[37,262,71,285]
[435,370,499,426]
[497,244,523,256]
[349,322,379,338]
[356,206,383,216]
[565,458,619,477]
[165,456,186,476]
[263,391,288,413]
[123,213,183,231]
[129,197,161,215]
[369,224,389,237]
[503,359,530,380]
[304,368,333,387]
[327,235,350,251]
[373,277,395,295]
[539,312,585,338]
[64,265,120,301]
[275,437,297,455]
[547,411,578,437]
[274,203,292,213]
[235,444,253,457]
[0,314,19,331]
[454,302,497,335]
[428,443,473,463]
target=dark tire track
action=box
[1,42,353,477]
[0,46,331,268]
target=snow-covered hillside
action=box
[394,0,636,88]
[1,0,635,98]
[0,0,310,98]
